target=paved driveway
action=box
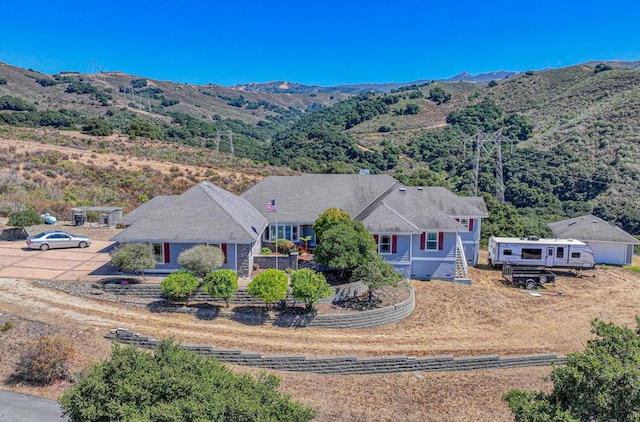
[0,390,66,421]
[0,240,115,281]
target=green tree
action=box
[202,269,238,307]
[504,318,640,422]
[594,63,613,73]
[110,242,155,282]
[127,119,163,140]
[177,245,225,277]
[246,269,288,308]
[290,269,333,311]
[403,103,421,115]
[7,209,42,227]
[59,340,315,422]
[161,270,200,306]
[351,254,402,303]
[81,118,113,136]
[428,87,451,104]
[312,207,352,243]
[313,221,377,280]
[488,80,498,87]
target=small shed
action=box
[71,206,123,228]
[549,214,640,265]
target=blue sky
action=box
[1,0,638,86]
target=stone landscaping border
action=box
[106,328,567,375]
[104,282,414,329]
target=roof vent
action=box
[399,187,406,192]
[417,187,423,190]
[359,169,370,175]
[527,236,540,241]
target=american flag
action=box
[265,199,276,213]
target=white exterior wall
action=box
[584,241,630,265]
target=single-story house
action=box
[242,174,488,281]
[548,214,640,265]
[112,182,267,277]
[114,175,488,282]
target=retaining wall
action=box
[106,328,566,375]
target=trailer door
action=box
[545,247,554,267]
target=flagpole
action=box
[275,206,278,270]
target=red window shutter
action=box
[392,235,397,254]
[420,232,426,250]
[373,235,379,244]
[438,232,444,250]
[163,243,170,263]
[455,218,460,222]
[469,219,474,231]
[221,243,227,263]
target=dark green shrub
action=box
[0,78,7,85]
[290,269,332,311]
[488,80,498,87]
[81,118,113,136]
[130,78,147,88]
[274,239,294,254]
[203,269,238,307]
[428,87,451,104]
[7,209,42,227]
[177,245,225,277]
[595,63,613,73]
[59,340,315,421]
[0,95,36,111]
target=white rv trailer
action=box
[488,236,595,269]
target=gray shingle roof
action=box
[356,187,465,232]
[241,174,399,223]
[548,214,640,244]
[112,182,267,243]
[409,187,489,217]
[116,196,176,225]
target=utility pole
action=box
[466,129,513,203]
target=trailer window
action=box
[571,252,581,258]
[556,247,564,258]
[503,249,512,256]
[522,248,542,260]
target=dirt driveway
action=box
[0,239,115,281]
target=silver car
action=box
[26,230,91,251]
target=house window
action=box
[151,243,163,263]
[263,224,299,242]
[556,247,564,258]
[522,248,542,260]
[379,235,391,254]
[458,218,469,229]
[504,249,512,256]
[426,233,438,250]
[571,252,581,258]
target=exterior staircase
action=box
[454,235,472,284]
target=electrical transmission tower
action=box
[215,130,234,156]
[465,129,513,203]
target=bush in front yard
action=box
[110,243,155,282]
[12,336,74,385]
[7,208,43,227]
[203,269,238,307]
[247,269,288,308]
[274,239,294,255]
[161,271,200,306]
[290,269,333,311]
[178,245,225,277]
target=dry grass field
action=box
[1,247,639,420]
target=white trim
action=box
[410,257,456,262]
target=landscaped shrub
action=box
[351,254,402,303]
[7,208,42,227]
[290,269,332,311]
[247,269,288,308]
[161,270,200,305]
[203,269,238,307]
[260,247,272,255]
[110,243,155,282]
[274,239,294,254]
[177,245,225,277]
[13,336,74,385]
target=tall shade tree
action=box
[290,269,333,311]
[110,243,155,282]
[504,317,640,422]
[178,245,225,277]
[203,269,238,307]
[312,207,352,243]
[59,340,315,422]
[313,221,377,280]
[246,269,288,308]
[160,270,200,306]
